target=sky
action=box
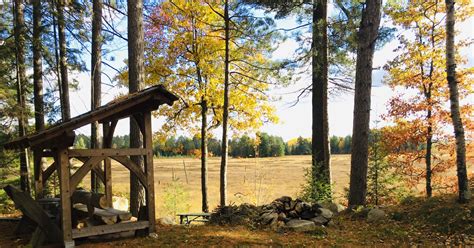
[69,7,474,142]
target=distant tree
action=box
[293,137,312,155]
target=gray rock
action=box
[285,219,317,232]
[294,202,303,213]
[287,210,299,218]
[260,212,279,225]
[277,212,287,221]
[319,208,334,219]
[275,196,292,203]
[157,216,176,226]
[311,216,329,225]
[367,208,386,222]
[319,201,345,214]
[300,209,316,220]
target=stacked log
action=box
[71,190,132,228]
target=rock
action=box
[294,202,303,213]
[260,212,278,225]
[157,216,176,226]
[319,201,344,214]
[311,216,329,225]
[285,219,317,232]
[367,208,386,222]
[287,210,299,218]
[319,208,334,219]
[300,209,316,220]
[112,196,129,211]
[275,196,292,203]
[277,212,287,221]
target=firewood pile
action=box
[71,190,133,229]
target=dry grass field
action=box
[79,152,472,217]
[80,155,351,216]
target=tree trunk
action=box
[445,0,470,203]
[425,107,433,197]
[91,0,103,193]
[201,99,209,212]
[425,109,433,197]
[348,0,382,207]
[220,0,230,207]
[57,0,70,121]
[13,0,30,194]
[32,0,45,198]
[311,0,331,194]
[128,0,145,217]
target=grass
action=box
[1,155,473,246]
[77,155,351,217]
[71,194,472,247]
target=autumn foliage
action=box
[382,0,474,196]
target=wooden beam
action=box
[3,185,62,244]
[42,162,57,188]
[110,156,147,188]
[104,157,112,207]
[91,166,105,184]
[31,130,76,151]
[71,220,149,239]
[33,149,44,199]
[143,112,156,233]
[132,113,145,137]
[103,120,117,148]
[74,157,105,184]
[70,157,104,191]
[103,123,113,207]
[68,148,148,157]
[57,148,73,243]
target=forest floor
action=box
[0,193,472,247]
[0,155,472,247]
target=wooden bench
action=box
[177,213,210,225]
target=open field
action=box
[80,155,351,216]
[79,152,473,217]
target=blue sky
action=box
[70,7,474,141]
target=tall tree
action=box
[13,0,30,193]
[91,0,103,193]
[445,0,470,203]
[311,0,331,197]
[128,0,145,216]
[348,0,382,206]
[220,0,230,207]
[383,0,473,197]
[144,0,282,211]
[32,0,45,198]
[56,0,70,121]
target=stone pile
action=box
[257,196,339,231]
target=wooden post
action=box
[143,112,155,233]
[57,147,73,246]
[33,149,43,199]
[103,122,112,207]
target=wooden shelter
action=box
[4,85,178,246]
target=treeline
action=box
[75,133,352,157]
